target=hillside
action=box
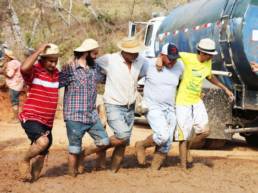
[0,0,187,63]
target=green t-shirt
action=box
[176,52,212,105]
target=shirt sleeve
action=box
[21,65,35,86]
[6,60,19,78]
[95,54,110,72]
[59,64,73,88]
[206,62,212,79]
[139,58,150,78]
[95,64,106,84]
[178,60,185,79]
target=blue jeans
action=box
[9,89,20,106]
[105,103,135,143]
[66,119,110,154]
[146,104,176,153]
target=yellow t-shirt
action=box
[176,52,212,105]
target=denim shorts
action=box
[105,103,135,142]
[9,89,20,106]
[21,120,52,155]
[66,119,110,154]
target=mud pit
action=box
[1,120,258,193]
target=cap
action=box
[161,43,180,60]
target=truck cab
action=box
[129,16,165,58]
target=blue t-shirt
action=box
[140,58,184,108]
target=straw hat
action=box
[196,38,218,55]
[117,37,143,53]
[40,43,60,57]
[4,49,16,59]
[74,39,99,52]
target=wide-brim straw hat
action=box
[4,49,16,59]
[196,38,218,55]
[74,38,99,52]
[40,43,60,57]
[117,37,144,54]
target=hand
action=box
[37,43,50,54]
[225,89,235,102]
[250,61,258,72]
[156,56,163,71]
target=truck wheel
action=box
[204,139,226,149]
[245,134,258,147]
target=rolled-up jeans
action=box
[66,119,110,154]
[146,104,176,153]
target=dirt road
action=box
[1,120,258,193]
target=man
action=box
[96,37,149,172]
[135,43,184,170]
[59,39,110,177]
[0,49,24,123]
[173,38,234,169]
[19,43,60,181]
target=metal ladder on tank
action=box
[219,0,246,109]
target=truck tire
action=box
[245,134,258,147]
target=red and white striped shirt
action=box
[19,62,59,128]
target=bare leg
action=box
[179,140,187,169]
[68,153,78,177]
[31,155,45,181]
[135,134,155,165]
[19,136,49,181]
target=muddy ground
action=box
[1,119,258,193]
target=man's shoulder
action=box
[8,59,21,67]
[179,52,196,58]
[175,60,184,70]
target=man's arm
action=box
[95,64,106,84]
[95,54,110,72]
[207,75,234,101]
[21,44,49,74]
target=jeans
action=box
[9,89,20,106]
[66,119,110,154]
[105,103,135,143]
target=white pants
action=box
[146,105,176,153]
[175,100,209,141]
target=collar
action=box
[37,62,59,76]
[119,51,139,65]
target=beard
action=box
[86,54,95,67]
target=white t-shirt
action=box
[140,58,184,107]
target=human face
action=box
[86,48,99,67]
[199,52,213,63]
[121,51,139,64]
[3,54,11,63]
[41,56,58,73]
[161,54,177,69]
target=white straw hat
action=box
[40,43,60,57]
[117,37,144,53]
[74,38,99,52]
[4,49,16,59]
[196,38,218,55]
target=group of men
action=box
[9,36,237,182]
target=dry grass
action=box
[1,0,188,63]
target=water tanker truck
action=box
[130,0,258,148]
